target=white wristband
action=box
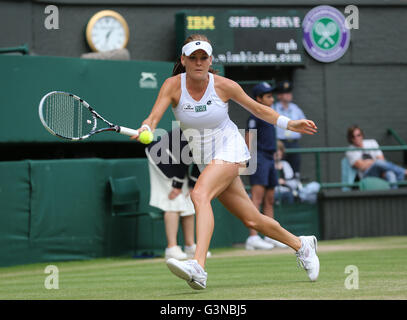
[141,124,151,132]
[276,115,290,130]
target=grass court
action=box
[1,236,406,300]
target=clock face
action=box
[86,11,129,52]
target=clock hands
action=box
[105,29,113,43]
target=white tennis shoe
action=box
[245,235,274,250]
[166,258,207,290]
[165,246,188,260]
[264,236,289,248]
[296,236,320,281]
[184,244,212,259]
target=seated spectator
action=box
[274,141,320,204]
[274,141,300,204]
[345,125,407,189]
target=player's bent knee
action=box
[190,188,210,206]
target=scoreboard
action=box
[176,10,304,65]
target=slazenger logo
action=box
[139,72,157,89]
[182,104,194,112]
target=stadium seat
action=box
[109,176,140,216]
[359,177,391,191]
[108,175,162,219]
[108,176,163,254]
[341,157,358,191]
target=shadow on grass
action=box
[211,279,311,290]
[161,290,205,297]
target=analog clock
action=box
[86,10,129,52]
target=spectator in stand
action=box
[346,125,407,189]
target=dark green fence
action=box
[319,188,407,240]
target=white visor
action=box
[182,41,213,56]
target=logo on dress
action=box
[195,105,207,112]
[182,104,195,112]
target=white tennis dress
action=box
[146,151,195,216]
[172,73,250,170]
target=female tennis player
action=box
[133,34,319,290]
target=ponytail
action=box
[172,57,185,76]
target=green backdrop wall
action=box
[0,158,319,267]
[0,55,176,143]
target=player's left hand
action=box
[287,119,318,135]
[168,188,182,200]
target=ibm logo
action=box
[186,16,215,30]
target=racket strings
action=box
[42,93,95,139]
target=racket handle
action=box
[119,126,139,137]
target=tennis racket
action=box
[39,91,140,141]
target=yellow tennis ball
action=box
[139,130,154,144]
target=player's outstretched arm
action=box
[222,77,317,135]
[131,77,177,140]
